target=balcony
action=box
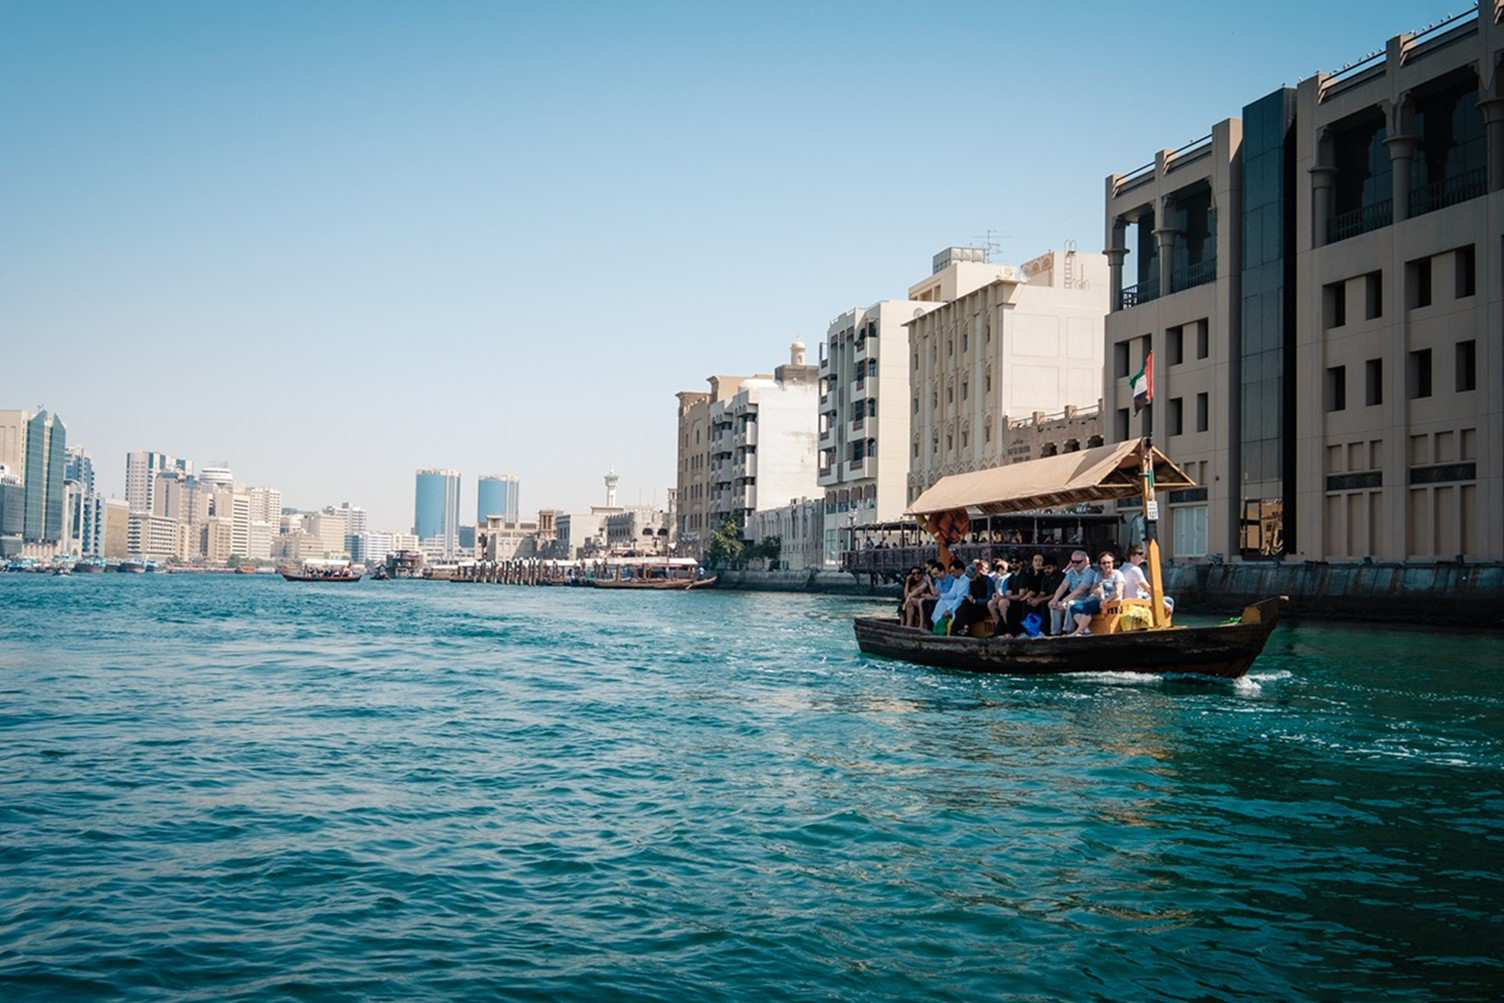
[854,336,877,363]
[1170,257,1217,293]
[1329,199,1392,242]
[846,456,866,476]
[1411,167,1486,217]
[849,378,867,401]
[818,423,835,446]
[739,485,757,511]
[1119,276,1159,310]
[848,416,866,439]
[740,451,757,477]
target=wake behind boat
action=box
[857,438,1283,679]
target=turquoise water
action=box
[1,576,1501,1002]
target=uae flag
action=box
[1130,352,1153,414]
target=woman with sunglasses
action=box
[1068,550,1126,636]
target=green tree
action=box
[705,517,746,568]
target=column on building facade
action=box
[1105,217,1128,310]
[1153,195,1179,297]
[1384,94,1416,222]
[1478,94,1504,193]
[1310,128,1337,246]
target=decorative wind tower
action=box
[604,468,619,507]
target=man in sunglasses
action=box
[1048,550,1098,636]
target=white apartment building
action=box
[247,486,282,527]
[126,451,191,514]
[817,297,940,565]
[1105,3,1504,563]
[747,498,824,572]
[907,246,1109,504]
[706,342,820,531]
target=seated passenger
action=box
[1049,550,1098,636]
[911,560,944,628]
[1069,551,1125,636]
[898,566,928,627]
[1121,545,1175,615]
[953,562,996,636]
[930,558,971,631]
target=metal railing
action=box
[1170,257,1217,293]
[1410,167,1487,216]
[1118,276,1159,310]
[1328,199,1392,242]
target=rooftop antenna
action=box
[969,229,1012,263]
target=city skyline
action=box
[0,1,1459,531]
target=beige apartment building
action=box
[1105,3,1503,563]
[907,246,1109,505]
[817,295,939,565]
[675,376,752,556]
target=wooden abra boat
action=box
[856,596,1282,679]
[584,557,715,590]
[279,560,362,583]
[588,574,718,591]
[857,438,1284,679]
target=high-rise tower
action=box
[477,474,519,524]
[414,469,461,557]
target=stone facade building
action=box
[1105,3,1504,562]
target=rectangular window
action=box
[1168,326,1184,365]
[1114,342,1130,378]
[1324,280,1347,328]
[1407,256,1433,309]
[1365,358,1383,406]
[1456,245,1476,299]
[1329,365,1353,412]
[1172,504,1209,557]
[1196,392,1209,432]
[1365,271,1383,319]
[962,333,968,352]
[984,373,992,393]
[1169,396,1184,435]
[1408,349,1432,399]
[1116,407,1130,442]
[1456,340,1476,392]
[1326,366,1346,412]
[1196,319,1209,359]
[912,397,919,414]
[961,382,968,400]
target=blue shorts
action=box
[1068,598,1102,618]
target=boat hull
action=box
[854,597,1283,679]
[586,575,718,590]
[279,573,362,583]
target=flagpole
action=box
[1134,350,1167,628]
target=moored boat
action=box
[858,438,1283,679]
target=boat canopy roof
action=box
[907,439,1196,518]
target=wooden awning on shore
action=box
[907,439,1196,518]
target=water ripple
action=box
[0,577,1501,1001]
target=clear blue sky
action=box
[0,0,1463,531]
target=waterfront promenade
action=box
[2,574,1500,1000]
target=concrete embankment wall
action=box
[716,562,1504,627]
